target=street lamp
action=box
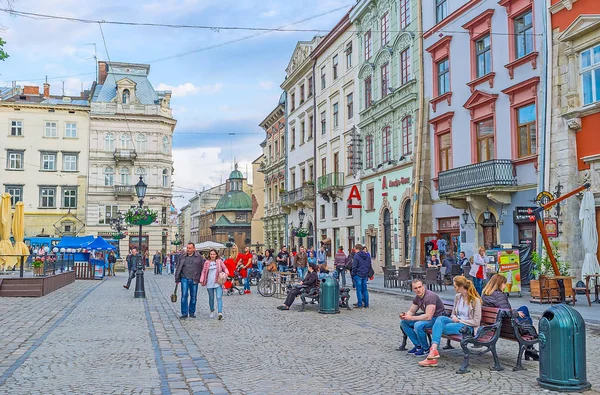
[298,209,306,228]
[134,175,147,299]
[483,208,492,222]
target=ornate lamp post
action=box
[134,175,148,299]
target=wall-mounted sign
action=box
[544,218,558,237]
[514,207,537,223]
[535,191,555,208]
[438,217,460,231]
[347,185,362,209]
[382,175,410,190]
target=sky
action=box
[0,0,353,208]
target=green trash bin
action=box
[319,277,340,314]
[538,304,591,392]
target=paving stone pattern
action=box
[0,274,599,395]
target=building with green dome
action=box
[198,164,253,248]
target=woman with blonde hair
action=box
[419,275,482,367]
[470,246,489,296]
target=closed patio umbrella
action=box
[579,191,600,286]
[12,202,29,257]
[0,193,15,270]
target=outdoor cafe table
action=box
[584,274,600,303]
[273,272,298,299]
[410,268,426,280]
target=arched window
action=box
[402,116,413,156]
[122,89,130,104]
[136,167,146,176]
[365,134,374,169]
[104,133,114,152]
[402,200,411,260]
[162,169,169,188]
[104,167,114,186]
[162,136,170,153]
[135,134,147,152]
[382,126,392,162]
[120,134,132,149]
[120,167,130,185]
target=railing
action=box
[113,149,137,161]
[438,159,517,196]
[0,254,74,278]
[281,185,315,206]
[317,172,345,193]
[114,185,134,195]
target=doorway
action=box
[383,209,392,266]
[480,213,498,250]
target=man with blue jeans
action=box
[277,246,290,273]
[295,246,308,280]
[351,244,372,308]
[175,243,204,319]
[399,279,446,357]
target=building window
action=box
[517,103,536,157]
[105,133,115,151]
[382,126,392,162]
[41,152,56,171]
[333,102,339,128]
[40,187,56,208]
[364,30,372,60]
[10,120,23,136]
[121,134,132,149]
[400,48,411,85]
[381,62,390,98]
[333,202,339,219]
[62,187,77,208]
[290,92,296,112]
[300,84,305,102]
[367,185,375,210]
[236,213,246,222]
[321,67,326,90]
[321,111,326,135]
[162,136,170,153]
[44,121,57,137]
[581,44,600,106]
[437,59,450,95]
[63,154,78,172]
[476,35,492,78]
[400,0,411,29]
[365,134,374,169]
[104,167,115,186]
[476,119,495,162]
[347,93,354,120]
[402,116,413,155]
[436,0,447,24]
[308,76,313,96]
[291,127,295,149]
[347,204,353,217]
[5,185,23,206]
[163,169,169,188]
[438,132,452,171]
[7,151,23,170]
[308,115,313,140]
[346,42,353,68]
[320,204,326,220]
[300,121,305,144]
[136,134,147,152]
[120,167,130,185]
[65,123,77,138]
[364,77,372,108]
[333,54,339,80]
[381,13,390,45]
[122,89,130,104]
[514,10,533,59]
[99,205,119,224]
[321,157,327,177]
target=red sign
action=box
[347,185,362,209]
[544,218,558,238]
[382,175,410,189]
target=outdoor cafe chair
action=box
[397,266,411,292]
[424,268,441,292]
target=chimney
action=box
[98,61,108,85]
[23,86,40,95]
[43,82,50,98]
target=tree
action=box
[0,38,8,61]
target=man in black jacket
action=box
[277,264,318,310]
[123,248,140,290]
[175,243,205,319]
[351,244,372,308]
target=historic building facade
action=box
[350,0,418,270]
[86,61,177,257]
[547,0,600,274]
[0,83,90,238]
[312,11,361,256]
[258,96,287,250]
[251,154,265,250]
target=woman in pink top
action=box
[200,249,229,320]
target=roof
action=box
[1,94,89,107]
[210,215,251,228]
[93,73,159,104]
[214,191,252,211]
[229,169,245,180]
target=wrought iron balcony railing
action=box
[113,149,137,162]
[438,159,517,196]
[281,185,315,206]
[113,185,134,196]
[317,172,345,193]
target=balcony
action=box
[113,185,134,198]
[318,172,345,201]
[438,159,517,197]
[280,185,315,212]
[113,149,137,162]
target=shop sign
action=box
[514,207,537,223]
[347,185,362,209]
[382,175,410,189]
[535,191,554,208]
[438,217,460,230]
[544,218,559,238]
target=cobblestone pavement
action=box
[0,274,599,395]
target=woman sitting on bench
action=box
[419,276,482,367]
[277,263,319,310]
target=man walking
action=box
[175,243,204,319]
[123,247,139,290]
[399,279,446,356]
[153,250,162,275]
[295,246,308,280]
[334,246,348,287]
[351,244,372,308]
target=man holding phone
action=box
[399,278,446,357]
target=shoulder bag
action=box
[171,284,178,303]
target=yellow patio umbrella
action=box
[0,193,15,270]
[12,201,29,258]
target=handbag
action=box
[476,264,484,279]
[171,284,178,303]
[217,271,228,286]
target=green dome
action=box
[229,169,244,179]
[214,191,251,211]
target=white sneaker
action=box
[209,312,215,318]
[218,313,223,320]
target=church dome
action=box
[214,191,252,211]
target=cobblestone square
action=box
[0,276,599,395]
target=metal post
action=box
[134,207,146,298]
[19,255,24,278]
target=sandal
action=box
[277,305,289,310]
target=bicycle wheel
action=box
[257,278,275,297]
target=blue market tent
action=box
[87,237,116,251]
[56,236,95,249]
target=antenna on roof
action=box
[85,43,98,81]
[45,75,48,84]
[62,81,65,96]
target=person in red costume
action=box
[223,245,238,291]
[236,245,253,294]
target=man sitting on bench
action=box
[399,279,446,357]
[277,263,318,310]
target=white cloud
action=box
[156,82,223,97]
[261,10,278,17]
[259,80,274,90]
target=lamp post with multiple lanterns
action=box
[134,175,148,299]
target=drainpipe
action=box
[537,4,552,256]
[312,60,318,250]
[409,0,425,268]
[284,90,289,247]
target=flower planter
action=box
[128,217,155,226]
[530,276,575,304]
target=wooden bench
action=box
[299,285,353,312]
[400,300,539,373]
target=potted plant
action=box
[295,227,309,238]
[32,257,44,276]
[279,188,286,194]
[530,241,572,302]
[125,207,158,226]
[112,232,125,240]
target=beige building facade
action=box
[251,154,265,250]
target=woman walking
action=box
[200,249,229,320]
[470,247,489,296]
